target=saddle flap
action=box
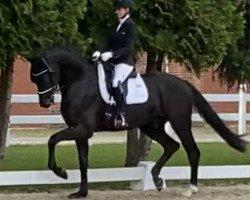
[126,74,148,105]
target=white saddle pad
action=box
[97,63,148,105]
[126,74,148,104]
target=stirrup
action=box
[114,113,128,128]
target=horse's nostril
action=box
[41,102,50,108]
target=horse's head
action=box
[27,57,60,108]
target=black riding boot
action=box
[113,86,128,128]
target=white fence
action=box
[2,91,250,188]
[1,162,250,190]
[10,89,250,135]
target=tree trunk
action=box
[146,52,157,73]
[0,64,13,161]
[125,129,153,167]
[125,128,139,167]
[138,130,152,161]
[156,53,164,72]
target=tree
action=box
[0,0,87,160]
[133,0,244,72]
[216,1,250,87]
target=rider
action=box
[92,0,136,128]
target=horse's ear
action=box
[26,57,34,63]
[26,57,40,67]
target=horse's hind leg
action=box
[140,124,180,191]
[170,119,200,195]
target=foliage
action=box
[0,0,87,68]
[216,1,250,87]
[133,0,244,73]
[78,0,117,56]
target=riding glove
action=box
[92,51,101,61]
[101,52,113,62]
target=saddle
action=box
[97,61,148,106]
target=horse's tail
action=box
[191,84,247,152]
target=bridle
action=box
[31,57,59,95]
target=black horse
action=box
[27,46,246,198]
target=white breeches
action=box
[112,63,134,88]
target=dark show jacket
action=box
[102,17,136,66]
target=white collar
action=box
[118,14,130,25]
[116,15,130,32]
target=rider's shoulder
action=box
[126,17,135,24]
[125,17,136,28]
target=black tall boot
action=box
[113,84,128,128]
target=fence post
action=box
[130,161,166,191]
[238,84,247,135]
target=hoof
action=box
[190,184,198,193]
[68,190,88,199]
[181,185,198,198]
[153,177,164,191]
[54,167,68,179]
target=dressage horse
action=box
[27,46,246,198]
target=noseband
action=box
[31,57,59,95]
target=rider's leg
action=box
[114,82,124,112]
[112,63,133,88]
[113,82,128,127]
[112,63,133,128]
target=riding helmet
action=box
[114,0,132,9]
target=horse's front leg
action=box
[68,138,89,198]
[48,127,83,179]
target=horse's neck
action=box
[58,55,94,88]
[58,56,98,99]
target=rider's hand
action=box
[101,52,113,62]
[92,51,101,61]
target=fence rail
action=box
[1,163,250,189]
[10,91,250,135]
[11,93,250,103]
